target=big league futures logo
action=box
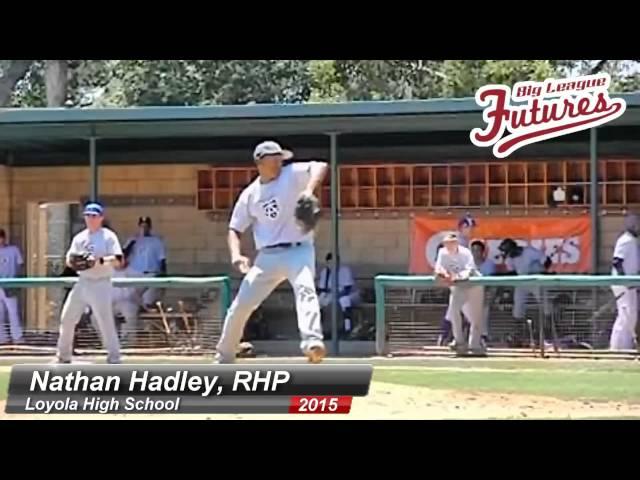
[470,73,627,158]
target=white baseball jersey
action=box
[229,162,322,250]
[612,231,639,276]
[0,245,23,278]
[505,246,546,275]
[318,264,356,292]
[125,235,166,273]
[66,228,123,279]
[435,245,476,278]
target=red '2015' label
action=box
[288,396,352,414]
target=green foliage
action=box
[2,59,639,108]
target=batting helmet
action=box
[498,238,519,258]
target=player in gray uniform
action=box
[610,213,640,350]
[498,238,553,347]
[54,202,124,364]
[215,141,328,364]
[0,229,24,344]
[470,239,497,346]
[435,232,484,356]
[123,216,167,310]
[437,216,477,346]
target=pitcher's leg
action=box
[286,245,325,362]
[216,261,283,363]
[87,283,121,363]
[57,285,87,362]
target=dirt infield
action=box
[1,356,639,419]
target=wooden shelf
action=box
[414,187,430,207]
[197,160,640,212]
[377,167,394,186]
[432,186,449,207]
[394,166,412,186]
[394,186,411,207]
[197,190,213,210]
[413,166,430,186]
[358,187,376,208]
[377,187,394,208]
[508,163,526,184]
[432,166,449,186]
[468,185,486,206]
[626,160,640,182]
[197,170,213,189]
[450,165,466,185]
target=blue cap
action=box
[458,215,476,228]
[83,202,104,216]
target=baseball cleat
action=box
[305,344,326,364]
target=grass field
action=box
[1,356,639,419]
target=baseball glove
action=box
[69,253,96,272]
[295,193,321,233]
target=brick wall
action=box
[3,163,628,280]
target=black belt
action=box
[264,242,302,250]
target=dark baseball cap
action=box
[253,141,293,161]
[138,216,152,226]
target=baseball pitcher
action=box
[0,229,24,344]
[435,232,484,356]
[610,213,639,350]
[54,202,124,364]
[215,141,327,364]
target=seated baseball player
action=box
[317,252,361,338]
[610,213,639,350]
[470,239,497,346]
[498,238,554,348]
[436,215,477,346]
[435,232,485,356]
[123,216,167,311]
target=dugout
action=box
[2,95,640,354]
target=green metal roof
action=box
[2,94,640,148]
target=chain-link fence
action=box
[375,275,640,358]
[0,277,230,356]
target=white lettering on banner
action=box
[425,232,581,268]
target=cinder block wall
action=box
[2,164,627,279]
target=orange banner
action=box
[410,216,593,274]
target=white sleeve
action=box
[340,266,355,288]
[66,235,82,261]
[435,249,445,274]
[229,191,253,233]
[613,237,627,259]
[107,231,123,256]
[156,238,167,262]
[291,161,326,189]
[14,247,23,266]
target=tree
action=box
[0,60,34,106]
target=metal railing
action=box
[0,276,231,355]
[374,275,640,357]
